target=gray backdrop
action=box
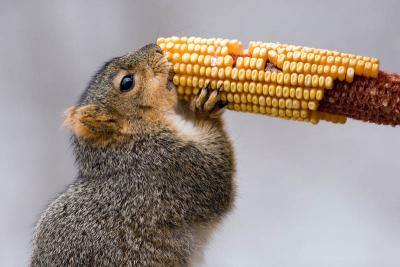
[1,0,400,266]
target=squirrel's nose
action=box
[139,43,163,55]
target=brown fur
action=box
[31,44,235,266]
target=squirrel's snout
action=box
[140,43,163,55]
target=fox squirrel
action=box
[31,44,236,266]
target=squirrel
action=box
[30,44,236,266]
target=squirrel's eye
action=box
[120,75,135,92]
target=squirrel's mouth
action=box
[166,68,176,91]
[166,80,175,91]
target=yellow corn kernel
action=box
[330,65,338,79]
[318,76,325,88]
[285,99,293,109]
[211,80,217,89]
[320,56,327,65]
[256,58,265,70]
[172,75,180,85]
[270,72,277,83]
[268,85,276,96]
[251,70,258,81]
[259,96,266,106]
[303,75,311,88]
[308,101,318,111]
[297,74,305,86]
[349,58,357,68]
[290,73,298,86]
[289,62,297,72]
[323,65,330,76]
[310,64,318,74]
[216,56,224,67]
[303,89,310,100]
[277,54,286,68]
[317,65,324,75]
[268,50,278,65]
[289,87,296,98]
[341,57,349,67]
[312,75,319,88]
[231,68,239,80]
[364,62,372,78]
[301,100,308,109]
[173,63,180,73]
[286,52,293,60]
[225,66,232,77]
[355,60,365,75]
[249,82,256,94]
[249,58,257,69]
[177,85,185,95]
[236,82,242,92]
[240,93,247,103]
[275,86,282,97]
[262,84,268,95]
[252,47,260,57]
[295,87,303,99]
[371,63,379,78]
[256,83,263,94]
[185,87,192,95]
[192,76,198,87]
[264,71,271,82]
[205,67,212,77]
[186,76,193,87]
[301,52,308,62]
[310,111,320,124]
[245,69,252,80]
[258,70,265,82]
[283,61,290,72]
[316,89,324,100]
[192,65,200,75]
[300,110,308,118]
[277,73,285,85]
[325,77,333,89]
[220,46,229,56]
[236,57,244,68]
[243,57,250,68]
[337,66,346,81]
[238,69,246,81]
[306,63,315,74]
[282,86,290,98]
[346,68,355,83]
[243,82,249,93]
[247,95,252,105]
[218,68,225,79]
[296,62,304,73]
[233,94,240,104]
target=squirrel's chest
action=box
[166,114,203,140]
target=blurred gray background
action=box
[1,0,400,266]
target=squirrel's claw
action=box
[190,84,227,118]
[204,89,220,112]
[210,100,228,118]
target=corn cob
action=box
[158,36,400,125]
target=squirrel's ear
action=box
[64,105,120,140]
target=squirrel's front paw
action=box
[190,84,228,118]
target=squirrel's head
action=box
[65,44,176,145]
